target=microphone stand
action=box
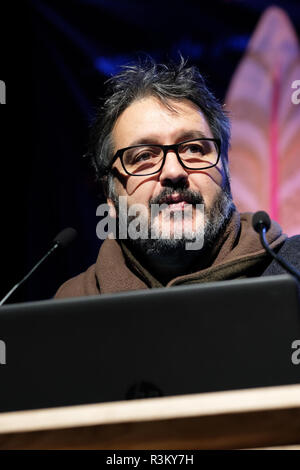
[0,243,59,306]
[0,227,77,307]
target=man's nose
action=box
[159,150,188,186]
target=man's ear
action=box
[107,198,117,219]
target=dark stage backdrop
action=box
[1,0,300,303]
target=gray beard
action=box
[111,188,235,259]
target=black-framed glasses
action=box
[110,138,221,176]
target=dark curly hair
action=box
[87,56,231,197]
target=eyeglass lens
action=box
[122,139,219,175]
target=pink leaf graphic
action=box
[226,6,300,236]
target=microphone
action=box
[53,227,78,248]
[252,211,300,282]
[0,227,78,306]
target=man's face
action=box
[108,96,232,252]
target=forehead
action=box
[111,96,213,149]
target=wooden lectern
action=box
[0,384,300,449]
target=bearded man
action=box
[54,57,300,298]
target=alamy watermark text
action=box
[0,80,6,104]
[96,197,205,250]
[291,80,300,105]
[0,340,6,365]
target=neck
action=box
[122,240,218,286]
[142,250,213,285]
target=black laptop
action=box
[0,274,299,412]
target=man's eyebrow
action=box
[175,130,210,142]
[128,131,211,147]
[127,136,161,147]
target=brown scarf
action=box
[54,210,287,298]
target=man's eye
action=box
[185,144,205,154]
[134,152,153,163]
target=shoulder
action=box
[276,235,300,264]
[54,264,99,299]
[262,235,300,277]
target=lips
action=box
[157,194,194,211]
[159,193,191,204]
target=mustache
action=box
[149,187,204,207]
